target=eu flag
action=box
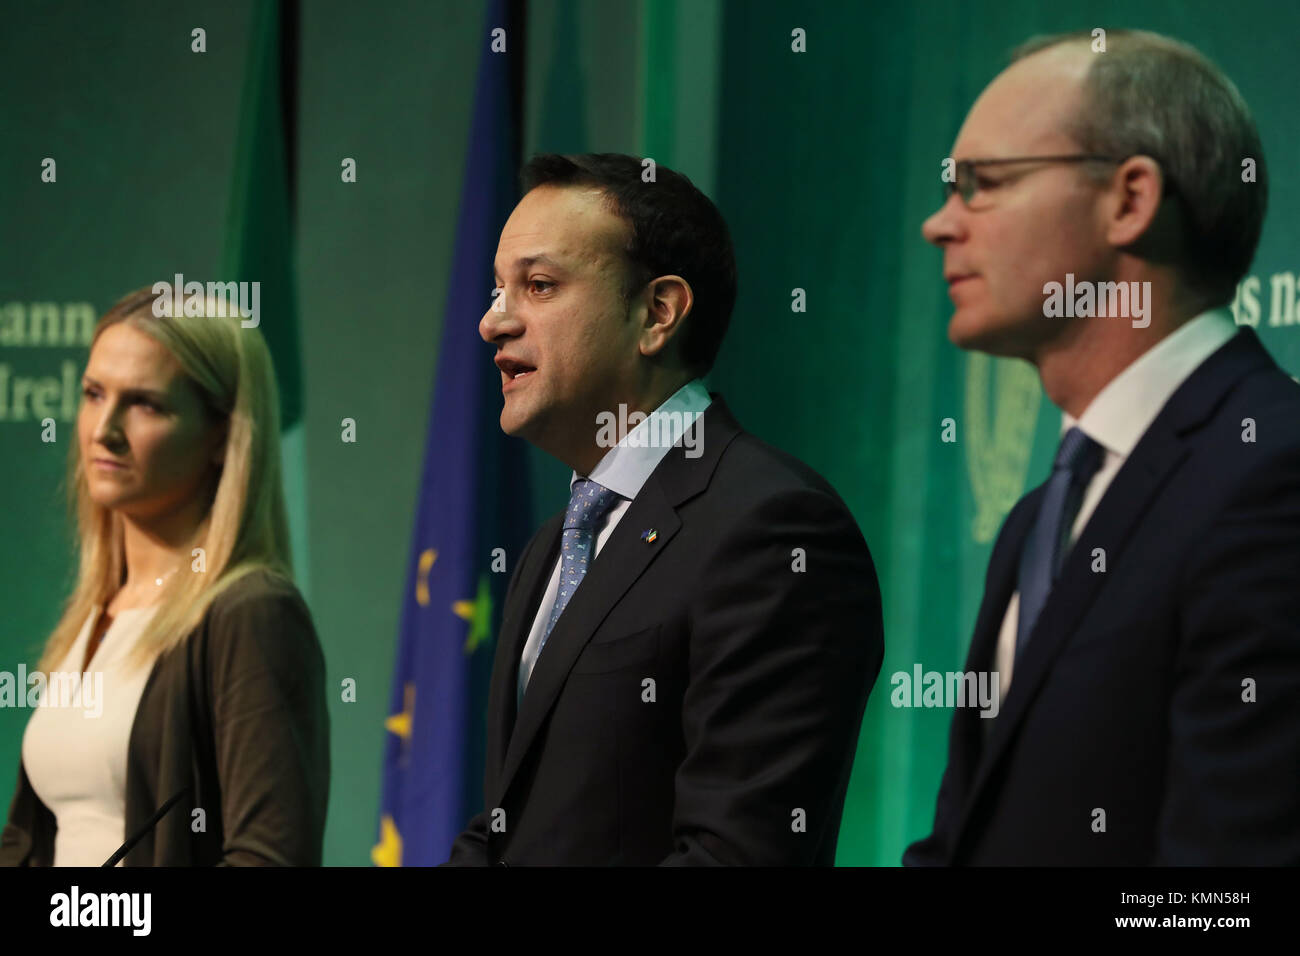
[374,0,529,866]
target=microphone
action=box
[102,786,191,867]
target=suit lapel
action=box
[494,482,681,804]
[961,428,1188,812]
[933,489,1040,824]
[950,327,1274,857]
[489,395,742,809]
[965,492,1040,676]
[484,514,561,788]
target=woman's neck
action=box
[116,500,208,607]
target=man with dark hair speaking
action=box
[906,30,1300,865]
[444,153,883,865]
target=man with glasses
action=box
[906,30,1300,865]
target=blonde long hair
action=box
[37,285,293,674]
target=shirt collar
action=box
[1065,308,1239,458]
[572,379,713,499]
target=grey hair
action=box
[1011,29,1267,303]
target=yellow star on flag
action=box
[384,682,415,741]
[371,814,402,867]
[453,573,494,654]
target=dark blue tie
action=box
[518,479,623,704]
[1015,427,1103,659]
[539,478,622,652]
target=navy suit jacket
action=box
[905,327,1300,865]
[445,395,883,865]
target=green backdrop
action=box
[2,0,1297,865]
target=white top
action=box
[22,604,159,866]
[993,309,1240,698]
[517,379,713,701]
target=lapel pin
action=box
[641,528,658,544]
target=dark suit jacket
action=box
[1,569,330,866]
[446,395,883,865]
[905,328,1300,865]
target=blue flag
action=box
[374,0,529,866]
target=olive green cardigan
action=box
[1,569,330,866]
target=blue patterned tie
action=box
[538,479,623,655]
[1015,426,1103,659]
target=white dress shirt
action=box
[517,379,712,701]
[993,309,1240,699]
[22,605,158,866]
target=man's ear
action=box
[639,275,693,358]
[1105,155,1166,248]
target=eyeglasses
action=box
[945,154,1122,207]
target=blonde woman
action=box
[0,286,329,866]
